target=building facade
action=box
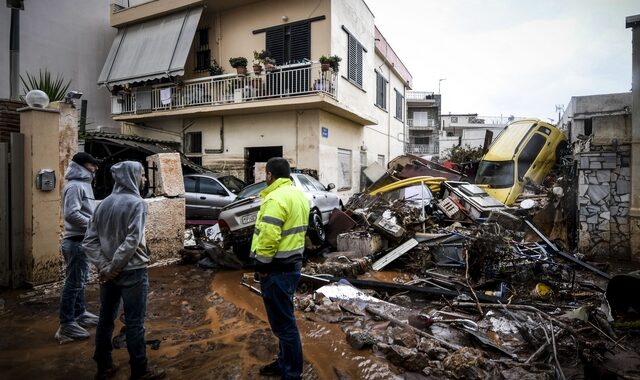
[0,0,116,130]
[438,114,511,157]
[99,0,412,201]
[405,91,440,156]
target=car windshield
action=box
[475,160,515,188]
[218,175,246,193]
[236,181,267,199]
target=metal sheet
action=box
[98,7,203,86]
[372,238,418,271]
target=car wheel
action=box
[307,209,326,245]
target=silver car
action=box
[217,173,342,258]
[183,173,246,220]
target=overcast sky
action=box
[366,0,639,122]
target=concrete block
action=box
[337,232,385,257]
[146,153,185,197]
[144,197,185,261]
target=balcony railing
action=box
[406,143,439,154]
[407,118,437,128]
[406,91,436,101]
[110,63,338,115]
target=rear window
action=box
[236,181,267,199]
[476,160,514,188]
[218,175,246,193]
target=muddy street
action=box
[0,264,400,379]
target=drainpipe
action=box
[8,1,23,100]
[626,14,640,262]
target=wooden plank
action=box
[372,238,418,271]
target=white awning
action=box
[98,7,203,86]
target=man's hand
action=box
[99,266,120,283]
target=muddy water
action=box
[0,265,400,379]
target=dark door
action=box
[244,146,283,184]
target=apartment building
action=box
[98,0,412,200]
[439,114,511,155]
[405,90,441,156]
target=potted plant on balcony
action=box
[319,55,331,72]
[229,57,248,76]
[328,55,342,72]
[208,59,224,76]
[252,51,263,75]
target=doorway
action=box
[244,146,283,184]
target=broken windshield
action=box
[475,160,515,188]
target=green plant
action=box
[229,57,248,68]
[209,60,224,76]
[20,69,71,102]
[444,144,484,163]
[328,55,342,72]
[319,55,330,64]
[253,49,271,64]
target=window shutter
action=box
[289,22,310,63]
[266,27,285,65]
[356,41,363,86]
[348,35,357,82]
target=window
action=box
[414,137,430,145]
[345,29,365,87]
[194,28,210,72]
[395,89,404,121]
[359,151,367,191]
[451,116,458,123]
[584,118,593,136]
[184,132,202,154]
[476,160,515,188]
[337,148,352,190]
[200,178,226,195]
[375,71,387,109]
[265,21,311,65]
[517,134,546,180]
[413,112,429,127]
[184,176,197,192]
[377,154,385,167]
[218,176,245,194]
[296,175,317,192]
[307,175,328,192]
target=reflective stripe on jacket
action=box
[250,177,310,264]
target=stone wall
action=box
[577,147,631,258]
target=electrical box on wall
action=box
[36,169,56,192]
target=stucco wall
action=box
[0,0,116,130]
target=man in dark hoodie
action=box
[56,152,101,343]
[84,161,164,380]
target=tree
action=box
[20,69,71,102]
[444,144,484,163]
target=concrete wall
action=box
[0,0,117,130]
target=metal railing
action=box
[405,143,439,154]
[111,63,338,115]
[406,91,436,101]
[407,118,436,128]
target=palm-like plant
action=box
[20,69,71,102]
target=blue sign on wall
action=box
[321,127,329,138]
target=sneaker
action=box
[134,366,166,380]
[54,322,90,344]
[77,311,100,327]
[94,364,118,380]
[259,360,282,376]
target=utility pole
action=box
[7,0,24,100]
[555,104,564,127]
[438,78,447,94]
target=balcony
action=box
[407,118,437,129]
[406,143,439,155]
[111,63,338,116]
[406,91,438,104]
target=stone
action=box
[391,326,418,348]
[580,157,589,168]
[580,222,588,231]
[596,170,611,183]
[590,161,602,169]
[598,220,609,231]
[580,215,586,222]
[580,207,589,216]
[616,180,630,194]
[146,153,185,197]
[621,194,630,202]
[579,184,588,197]
[345,329,377,349]
[376,343,430,372]
[579,197,589,205]
[600,211,610,220]
[587,206,600,214]
[588,175,600,185]
[603,154,617,164]
[620,167,630,177]
[587,185,610,204]
[610,206,619,215]
[417,338,448,360]
[603,162,617,169]
[587,215,598,224]
[145,197,185,261]
[617,216,628,225]
[619,224,630,234]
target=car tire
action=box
[307,209,326,245]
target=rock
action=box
[590,161,602,169]
[587,185,610,204]
[390,295,413,308]
[596,170,611,183]
[588,175,600,185]
[600,211,611,221]
[442,347,500,380]
[616,180,630,194]
[375,343,430,372]
[391,326,418,348]
[345,328,377,349]
[587,215,598,224]
[417,338,448,360]
[621,194,630,202]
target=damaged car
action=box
[217,173,343,259]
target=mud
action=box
[0,264,402,379]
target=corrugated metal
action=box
[98,7,203,86]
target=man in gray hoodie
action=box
[84,161,164,380]
[56,152,102,343]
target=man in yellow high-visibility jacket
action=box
[251,157,309,380]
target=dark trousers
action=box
[94,268,148,378]
[59,238,88,324]
[260,271,303,380]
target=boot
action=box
[94,364,118,380]
[54,322,90,344]
[259,360,282,376]
[77,311,100,327]
[133,366,166,380]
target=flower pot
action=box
[321,63,330,72]
[265,63,276,72]
[253,64,263,75]
[236,66,247,76]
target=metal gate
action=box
[0,132,25,288]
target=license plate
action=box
[241,212,257,224]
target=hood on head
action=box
[65,160,93,182]
[111,161,144,194]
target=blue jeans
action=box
[59,238,89,324]
[260,271,303,380]
[94,268,149,378]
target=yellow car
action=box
[475,119,567,205]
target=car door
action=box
[183,176,199,220]
[301,174,336,223]
[198,177,233,220]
